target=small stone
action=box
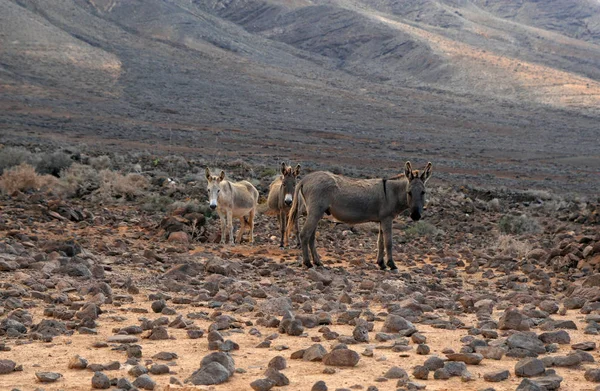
[128,365,148,377]
[423,356,445,371]
[446,353,483,365]
[412,365,429,380]
[68,355,88,369]
[312,380,328,391]
[35,372,62,383]
[416,344,430,355]
[515,358,545,378]
[572,341,596,351]
[322,349,360,367]
[107,335,138,343]
[150,364,170,375]
[133,374,156,390]
[187,329,204,339]
[304,344,328,362]
[91,372,110,389]
[384,366,407,379]
[539,330,571,345]
[250,378,274,391]
[411,333,426,344]
[0,360,17,374]
[484,370,510,382]
[268,356,287,370]
[265,367,289,386]
[433,368,450,379]
[585,368,600,383]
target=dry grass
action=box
[495,234,533,259]
[94,171,149,202]
[0,163,62,195]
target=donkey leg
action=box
[295,215,301,248]
[248,208,255,244]
[376,224,386,270]
[218,212,227,244]
[279,211,286,248]
[300,213,321,268]
[382,219,397,270]
[236,217,245,244]
[227,211,234,245]
[309,227,323,267]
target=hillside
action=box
[1,0,599,193]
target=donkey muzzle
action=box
[410,210,422,221]
[284,194,293,206]
[209,203,217,210]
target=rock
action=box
[133,374,156,390]
[515,358,545,377]
[446,353,483,365]
[250,378,275,391]
[585,368,600,382]
[68,355,88,369]
[147,326,170,340]
[542,354,581,367]
[307,269,332,285]
[187,329,204,339]
[352,324,369,342]
[461,369,475,382]
[507,332,546,357]
[0,360,17,374]
[286,319,304,336]
[150,364,170,375]
[322,349,360,367]
[539,301,559,314]
[128,365,148,377]
[381,315,416,335]
[499,308,527,330]
[476,346,505,360]
[34,371,61,382]
[117,377,133,390]
[384,366,408,379]
[264,367,289,386]
[187,362,231,385]
[423,356,445,371]
[304,344,328,361]
[268,356,286,370]
[572,341,596,351]
[444,361,467,376]
[416,344,430,355]
[534,373,563,390]
[433,368,450,379]
[152,352,178,361]
[151,300,166,313]
[91,371,110,389]
[484,370,510,382]
[259,297,293,317]
[412,365,429,380]
[516,378,543,391]
[312,380,328,391]
[107,335,138,343]
[539,330,570,344]
[200,352,235,376]
[168,231,189,244]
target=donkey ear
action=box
[218,170,225,181]
[421,162,432,183]
[404,161,413,179]
[294,164,301,177]
[205,167,211,181]
[281,162,287,175]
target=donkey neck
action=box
[385,177,410,214]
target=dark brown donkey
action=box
[286,162,432,269]
[266,162,301,248]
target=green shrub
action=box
[0,147,34,174]
[36,151,73,176]
[404,221,440,239]
[498,214,541,234]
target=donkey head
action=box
[205,168,225,210]
[404,161,432,221]
[280,162,300,206]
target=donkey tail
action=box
[286,183,302,240]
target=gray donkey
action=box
[266,162,301,248]
[286,162,432,269]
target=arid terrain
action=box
[1,1,600,391]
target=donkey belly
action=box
[329,203,379,224]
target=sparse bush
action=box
[95,171,149,202]
[495,235,533,258]
[488,198,502,212]
[498,214,541,234]
[0,163,40,194]
[0,147,34,174]
[36,151,73,176]
[60,163,101,198]
[404,221,440,239]
[168,199,204,215]
[163,155,189,176]
[260,168,278,178]
[140,194,174,212]
[90,155,112,170]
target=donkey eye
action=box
[421,191,426,196]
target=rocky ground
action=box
[1,160,599,391]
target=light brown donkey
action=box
[205,168,259,244]
[286,162,432,269]
[266,162,301,248]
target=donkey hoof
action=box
[389,268,399,274]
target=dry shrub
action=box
[60,163,101,198]
[498,214,541,235]
[495,235,533,259]
[36,151,73,176]
[90,155,112,170]
[0,163,40,194]
[95,171,149,202]
[0,147,35,174]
